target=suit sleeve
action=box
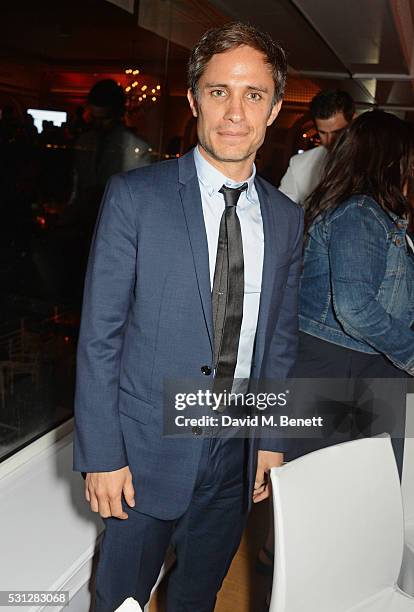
[259,204,304,452]
[279,158,300,204]
[73,173,137,472]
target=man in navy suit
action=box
[74,21,303,612]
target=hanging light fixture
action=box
[123,67,161,109]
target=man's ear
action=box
[267,99,282,127]
[187,88,198,118]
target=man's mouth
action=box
[217,131,248,138]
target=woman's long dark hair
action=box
[305,110,414,234]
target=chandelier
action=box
[123,68,161,109]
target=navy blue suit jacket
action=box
[73,149,303,519]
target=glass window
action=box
[0,0,200,461]
[0,0,337,460]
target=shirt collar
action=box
[193,145,256,203]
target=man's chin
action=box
[202,144,252,164]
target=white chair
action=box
[115,597,142,612]
[399,395,414,596]
[113,546,175,612]
[269,435,414,611]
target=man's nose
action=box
[325,132,336,148]
[223,95,245,122]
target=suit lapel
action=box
[176,153,278,366]
[178,152,214,350]
[254,177,278,372]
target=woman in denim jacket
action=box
[288,110,414,475]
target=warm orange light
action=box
[125,86,131,92]
[142,93,147,99]
[133,69,139,75]
[141,85,147,91]
[156,85,161,90]
[302,132,308,138]
[132,81,138,87]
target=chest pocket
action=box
[377,235,413,318]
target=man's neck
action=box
[197,145,254,183]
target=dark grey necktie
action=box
[212,183,247,382]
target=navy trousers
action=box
[94,436,248,612]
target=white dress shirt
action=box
[193,146,264,381]
[279,145,328,206]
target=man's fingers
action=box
[85,468,133,518]
[89,492,99,513]
[253,481,266,496]
[255,468,268,490]
[253,486,270,503]
[123,479,135,508]
[109,496,128,520]
[253,491,270,503]
[253,465,269,502]
[254,468,265,490]
[254,483,266,495]
[98,498,112,518]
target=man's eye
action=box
[211,90,226,97]
[248,92,262,101]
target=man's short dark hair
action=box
[187,21,287,105]
[88,79,126,116]
[310,90,355,122]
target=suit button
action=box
[192,426,203,436]
[201,365,212,375]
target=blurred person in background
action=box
[68,79,150,239]
[0,104,19,145]
[279,89,355,206]
[69,105,87,138]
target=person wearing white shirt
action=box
[279,89,355,207]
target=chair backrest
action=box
[114,597,142,612]
[402,394,414,522]
[270,436,404,612]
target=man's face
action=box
[315,111,349,149]
[187,45,281,167]
[89,105,117,130]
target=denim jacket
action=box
[299,195,414,375]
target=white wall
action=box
[402,394,414,521]
[0,420,103,612]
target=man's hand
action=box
[85,466,135,519]
[253,451,284,503]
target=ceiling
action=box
[209,0,414,115]
[1,0,414,116]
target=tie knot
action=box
[219,183,248,208]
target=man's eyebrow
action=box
[204,83,228,89]
[318,127,346,134]
[246,84,269,93]
[204,82,270,93]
